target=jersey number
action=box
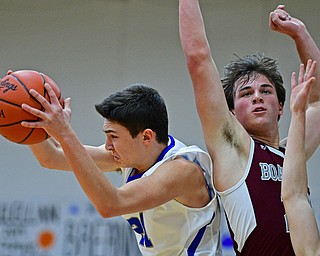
[127,214,154,248]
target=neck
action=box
[251,134,279,149]
[135,142,168,174]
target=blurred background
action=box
[0,0,319,255]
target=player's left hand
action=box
[21,83,72,141]
[290,59,317,113]
[269,4,306,39]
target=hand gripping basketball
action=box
[0,70,64,144]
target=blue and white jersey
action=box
[122,136,221,256]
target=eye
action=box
[262,89,271,94]
[241,91,251,97]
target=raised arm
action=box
[282,61,320,255]
[270,5,320,158]
[179,0,250,190]
[179,0,227,130]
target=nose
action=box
[105,137,114,151]
[252,91,263,103]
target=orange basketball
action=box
[0,70,64,145]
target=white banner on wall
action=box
[0,200,141,256]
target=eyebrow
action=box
[238,83,274,93]
[103,129,116,134]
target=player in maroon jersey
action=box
[179,1,320,255]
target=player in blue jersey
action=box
[282,62,320,255]
[21,83,221,255]
[179,0,320,255]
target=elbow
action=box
[93,201,120,219]
[37,158,68,170]
[96,209,111,218]
[282,188,307,206]
[184,45,212,73]
[281,190,293,204]
[36,158,56,169]
[96,207,117,219]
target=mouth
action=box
[111,153,120,161]
[253,107,266,113]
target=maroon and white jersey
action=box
[218,138,295,255]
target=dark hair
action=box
[221,53,286,110]
[95,84,169,145]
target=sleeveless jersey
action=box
[122,136,221,256]
[218,138,295,255]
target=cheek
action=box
[234,100,249,119]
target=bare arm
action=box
[179,0,250,190]
[282,61,320,255]
[29,138,119,172]
[270,5,320,158]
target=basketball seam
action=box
[0,98,21,108]
[39,73,62,100]
[10,73,34,95]
[17,128,35,144]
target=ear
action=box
[141,129,154,144]
[278,102,284,117]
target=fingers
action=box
[29,86,53,111]
[297,60,317,85]
[21,83,66,128]
[291,71,297,90]
[293,61,316,102]
[44,83,60,105]
[20,102,45,128]
[270,5,291,24]
[21,102,47,121]
[305,60,317,81]
[276,5,285,11]
[298,63,305,85]
[64,97,72,112]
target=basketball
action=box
[0,70,64,145]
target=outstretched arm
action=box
[282,61,320,255]
[179,0,226,128]
[270,5,320,158]
[179,0,250,191]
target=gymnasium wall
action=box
[0,1,319,255]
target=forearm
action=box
[294,30,320,103]
[179,0,222,112]
[29,138,72,170]
[305,102,320,159]
[30,137,119,172]
[282,112,307,200]
[58,128,119,217]
[179,0,211,62]
[284,197,320,256]
[296,30,320,158]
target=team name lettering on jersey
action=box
[259,162,283,181]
